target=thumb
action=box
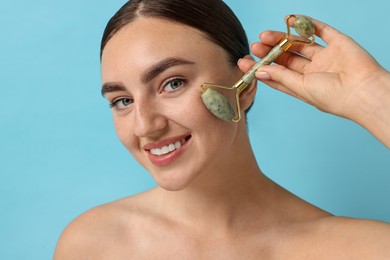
[256,65,308,100]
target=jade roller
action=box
[200,15,316,122]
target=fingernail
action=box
[256,71,271,80]
[250,42,258,49]
[237,58,243,65]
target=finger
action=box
[250,42,311,73]
[259,30,324,59]
[250,41,272,58]
[239,59,303,100]
[237,55,256,73]
[240,60,313,105]
[255,64,311,101]
[257,74,311,104]
[287,15,344,45]
[260,78,310,104]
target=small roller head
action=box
[293,16,315,39]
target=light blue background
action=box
[1,0,389,259]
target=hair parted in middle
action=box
[100,0,249,66]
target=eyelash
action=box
[109,97,133,111]
[108,77,188,111]
[161,77,187,93]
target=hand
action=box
[238,16,390,148]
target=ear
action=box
[239,79,257,111]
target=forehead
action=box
[101,17,229,80]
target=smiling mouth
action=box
[147,136,191,157]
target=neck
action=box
[154,130,280,232]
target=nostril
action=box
[133,105,168,137]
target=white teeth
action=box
[161,146,169,154]
[149,139,185,156]
[150,148,162,156]
[174,141,181,149]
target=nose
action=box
[133,99,168,138]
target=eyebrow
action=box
[141,57,195,84]
[101,82,126,96]
[101,57,195,97]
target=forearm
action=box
[348,69,390,149]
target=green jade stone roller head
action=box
[200,15,315,122]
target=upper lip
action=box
[143,134,191,151]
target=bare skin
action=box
[55,185,390,259]
[239,16,390,148]
[54,17,390,259]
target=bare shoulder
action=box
[320,216,390,242]
[305,216,390,259]
[53,189,157,259]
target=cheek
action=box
[182,88,238,140]
[160,87,211,124]
[112,115,137,151]
[181,87,238,136]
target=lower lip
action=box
[147,137,190,167]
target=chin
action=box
[156,179,191,192]
[153,172,196,192]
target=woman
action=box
[54,0,390,258]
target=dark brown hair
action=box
[100,0,249,66]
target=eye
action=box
[110,97,133,110]
[162,77,186,92]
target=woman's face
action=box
[101,18,247,190]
